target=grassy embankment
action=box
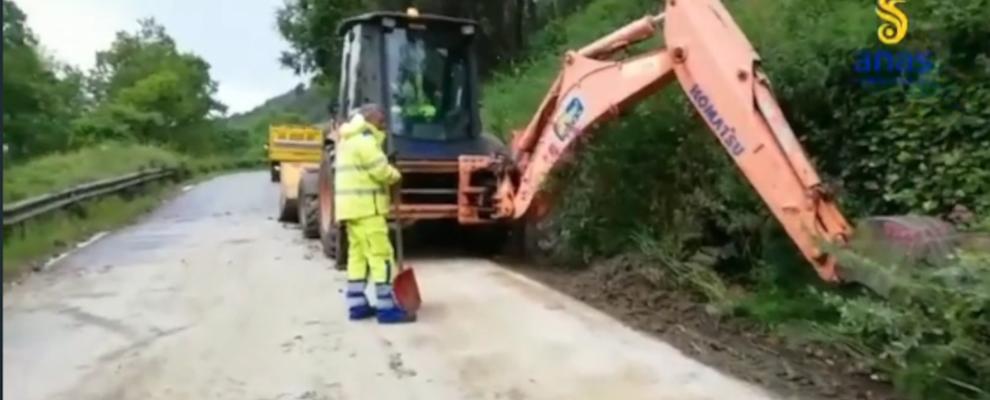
[482,0,988,398]
[2,142,263,280]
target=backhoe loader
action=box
[309,1,958,305]
[306,9,511,269]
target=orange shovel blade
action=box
[393,265,421,313]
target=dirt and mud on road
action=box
[510,256,901,400]
[4,171,808,400]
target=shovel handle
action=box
[389,181,405,270]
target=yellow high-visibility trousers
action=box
[344,216,395,284]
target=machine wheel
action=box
[317,152,343,264]
[270,162,280,182]
[298,172,320,239]
[277,193,298,223]
[319,212,338,260]
[320,224,337,259]
[509,213,562,263]
[332,228,348,271]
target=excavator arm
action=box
[499,0,853,281]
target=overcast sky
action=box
[19,0,303,113]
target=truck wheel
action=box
[319,214,337,258]
[333,228,348,271]
[298,197,319,239]
[318,154,337,259]
[270,162,280,182]
[321,223,337,258]
[298,171,320,239]
[509,216,560,263]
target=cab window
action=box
[383,27,471,140]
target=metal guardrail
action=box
[3,168,177,227]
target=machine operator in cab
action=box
[397,39,437,119]
[334,103,415,324]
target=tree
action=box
[275,0,367,82]
[74,19,228,154]
[4,1,247,167]
[274,0,575,82]
[3,0,81,159]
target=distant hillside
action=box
[226,83,331,134]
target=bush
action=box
[2,142,185,203]
[790,229,990,400]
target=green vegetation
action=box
[2,143,183,203]
[482,0,989,398]
[224,83,330,144]
[3,0,265,279]
[3,2,255,166]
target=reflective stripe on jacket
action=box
[333,116,401,222]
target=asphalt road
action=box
[2,171,793,400]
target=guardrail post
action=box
[65,192,88,219]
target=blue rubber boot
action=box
[349,304,377,320]
[375,283,416,324]
[346,280,375,321]
[376,306,417,324]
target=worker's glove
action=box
[386,149,398,164]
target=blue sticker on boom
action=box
[553,96,585,141]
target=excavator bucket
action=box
[841,215,959,296]
[392,264,422,313]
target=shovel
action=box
[390,220,421,314]
[392,265,421,313]
[387,146,421,314]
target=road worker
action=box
[334,103,415,324]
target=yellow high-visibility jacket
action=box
[333,116,401,221]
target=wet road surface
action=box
[3,171,794,400]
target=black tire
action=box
[317,151,341,263]
[321,223,337,258]
[298,195,319,239]
[277,196,298,223]
[270,162,280,182]
[298,172,320,239]
[333,227,348,271]
[509,216,560,263]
